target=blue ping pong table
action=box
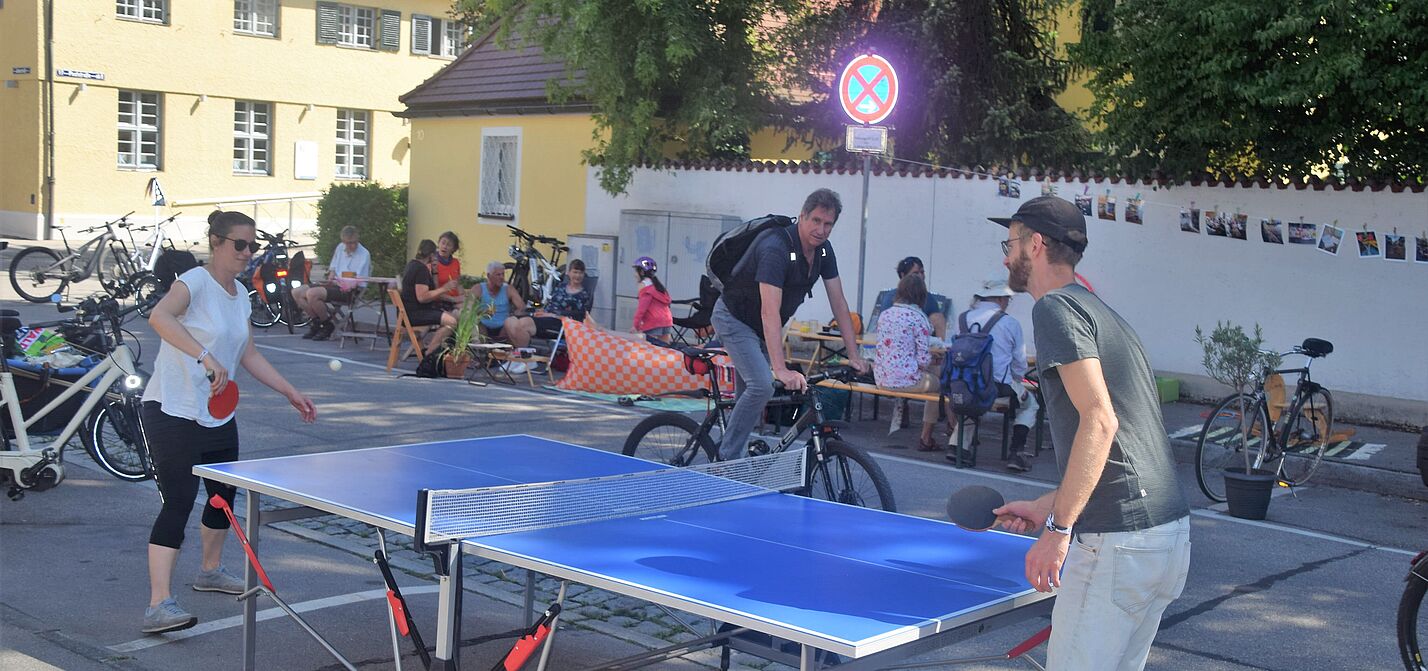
[196,435,1053,671]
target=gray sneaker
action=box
[193,565,246,595]
[143,598,197,634]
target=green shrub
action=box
[313,183,408,279]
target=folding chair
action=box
[670,276,717,347]
[385,288,438,372]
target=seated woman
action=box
[871,256,949,338]
[874,273,948,451]
[433,230,463,309]
[399,239,458,347]
[505,258,594,348]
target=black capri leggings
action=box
[142,401,239,549]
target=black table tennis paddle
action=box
[946,485,1005,531]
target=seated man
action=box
[948,278,1040,471]
[871,256,948,338]
[475,260,530,371]
[295,225,371,341]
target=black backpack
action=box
[152,249,199,291]
[411,345,450,379]
[704,214,795,299]
[939,310,1007,417]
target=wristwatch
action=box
[1044,512,1072,536]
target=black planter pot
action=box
[1223,468,1277,520]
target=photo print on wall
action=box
[1205,210,1227,237]
[1356,230,1381,257]
[1288,221,1318,244]
[1229,213,1248,240]
[1180,208,1200,233]
[998,176,1021,199]
[1416,234,1428,263]
[1261,219,1284,244]
[1319,224,1345,255]
[1124,195,1144,224]
[1384,233,1407,262]
[1097,193,1117,221]
[1075,193,1093,216]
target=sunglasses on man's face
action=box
[215,235,258,253]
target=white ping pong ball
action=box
[328,359,342,372]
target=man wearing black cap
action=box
[988,196,1190,670]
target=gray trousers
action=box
[711,299,774,461]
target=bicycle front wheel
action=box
[1195,394,1270,502]
[622,412,716,466]
[1400,553,1428,671]
[248,288,280,327]
[806,439,896,512]
[9,247,68,303]
[1278,387,1333,486]
[82,398,150,482]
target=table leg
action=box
[523,570,536,628]
[242,490,260,671]
[433,547,464,670]
[801,643,816,670]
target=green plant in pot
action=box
[444,295,493,378]
[1195,321,1283,517]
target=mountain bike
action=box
[1194,338,1335,502]
[240,229,311,333]
[622,347,896,512]
[504,225,566,308]
[1,295,154,499]
[8,212,158,307]
[120,211,186,274]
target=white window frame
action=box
[233,0,278,37]
[336,4,375,48]
[335,109,369,180]
[478,127,521,220]
[116,0,167,24]
[117,91,161,170]
[233,101,272,176]
[439,20,466,57]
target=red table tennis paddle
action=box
[946,485,1005,531]
[208,379,239,420]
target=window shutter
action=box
[411,15,431,55]
[315,2,338,44]
[379,9,401,52]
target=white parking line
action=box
[867,451,1417,556]
[108,585,440,653]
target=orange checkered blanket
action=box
[555,318,730,396]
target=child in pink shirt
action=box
[631,256,673,343]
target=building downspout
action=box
[42,0,55,239]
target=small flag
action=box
[146,177,166,206]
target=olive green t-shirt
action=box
[1032,284,1189,533]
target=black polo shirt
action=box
[719,224,838,339]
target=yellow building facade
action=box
[1,0,459,239]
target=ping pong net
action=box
[414,450,805,550]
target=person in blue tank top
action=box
[478,259,527,341]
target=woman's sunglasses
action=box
[214,235,257,253]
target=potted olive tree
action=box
[1195,321,1282,518]
[443,295,492,379]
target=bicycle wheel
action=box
[1277,387,1333,486]
[505,261,533,305]
[1400,553,1428,671]
[248,288,280,327]
[81,398,150,482]
[130,273,162,318]
[1195,394,1271,502]
[806,439,896,512]
[99,245,137,292]
[622,412,717,466]
[9,247,69,303]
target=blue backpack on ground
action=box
[939,310,1006,417]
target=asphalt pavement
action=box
[2,240,1426,671]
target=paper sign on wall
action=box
[294,141,318,180]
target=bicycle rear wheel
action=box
[9,247,68,303]
[622,412,716,466]
[806,439,896,512]
[82,398,150,482]
[1195,394,1270,503]
[248,288,280,327]
[1400,553,1428,671]
[1277,387,1333,486]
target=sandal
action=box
[915,437,940,452]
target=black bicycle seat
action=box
[680,346,726,361]
[1301,338,1333,358]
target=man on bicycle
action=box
[711,188,869,461]
[988,196,1189,671]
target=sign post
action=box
[837,54,898,322]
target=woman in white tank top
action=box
[138,210,316,634]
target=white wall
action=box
[586,165,1428,416]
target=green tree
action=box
[774,0,1091,169]
[314,183,408,279]
[1072,0,1428,182]
[455,0,798,194]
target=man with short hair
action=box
[989,196,1190,671]
[948,278,1039,471]
[296,225,371,341]
[712,188,870,461]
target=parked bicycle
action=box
[9,213,160,307]
[504,224,566,308]
[1194,337,1335,502]
[1,295,154,499]
[622,347,896,512]
[241,229,311,333]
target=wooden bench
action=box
[816,380,1044,467]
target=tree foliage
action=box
[455,0,798,194]
[1072,0,1428,182]
[774,0,1091,169]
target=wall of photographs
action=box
[588,164,1428,404]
